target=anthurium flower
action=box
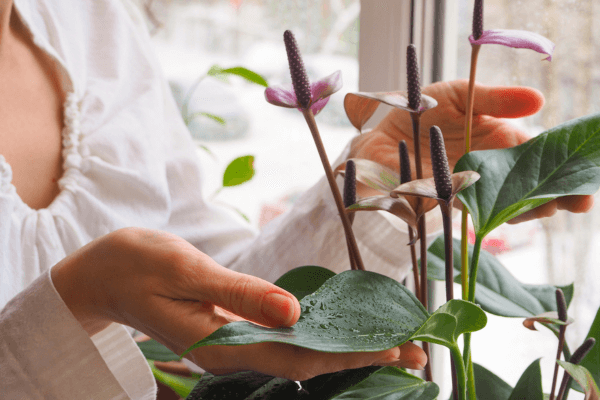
[335,158,438,231]
[343,91,438,132]
[264,70,342,115]
[469,29,555,61]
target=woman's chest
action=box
[0,23,65,210]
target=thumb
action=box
[211,269,301,328]
[472,83,544,118]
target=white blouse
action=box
[0,0,420,398]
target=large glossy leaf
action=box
[137,338,180,362]
[182,271,429,356]
[473,363,513,400]
[274,266,336,301]
[411,300,487,348]
[426,236,574,318]
[508,359,544,400]
[455,114,600,237]
[223,155,255,187]
[330,367,439,400]
[558,361,600,400]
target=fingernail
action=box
[262,292,295,326]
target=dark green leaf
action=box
[182,270,429,356]
[274,266,336,301]
[558,361,600,400]
[137,338,179,362]
[455,114,600,237]
[185,371,294,400]
[426,236,574,318]
[207,65,268,87]
[148,361,199,398]
[508,359,544,400]
[412,300,487,348]
[473,363,513,400]
[573,305,600,393]
[329,367,439,400]
[300,366,381,400]
[223,155,255,187]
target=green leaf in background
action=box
[329,367,439,400]
[148,361,200,399]
[186,111,226,126]
[572,305,600,393]
[182,270,429,356]
[426,236,574,318]
[207,65,269,87]
[455,113,600,238]
[558,360,600,400]
[137,338,180,362]
[274,265,336,301]
[412,299,487,348]
[223,155,255,187]
[473,363,513,400]
[507,359,544,400]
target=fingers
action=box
[507,195,595,224]
[472,83,544,119]
[203,265,301,328]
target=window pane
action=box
[146,0,360,226]
[453,2,599,398]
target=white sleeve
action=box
[0,269,156,400]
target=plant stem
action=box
[550,325,567,400]
[408,227,420,300]
[450,345,468,400]
[466,352,476,400]
[410,112,432,381]
[461,235,483,400]
[460,44,481,303]
[467,235,483,303]
[461,209,469,300]
[463,45,481,154]
[439,202,454,302]
[346,214,358,270]
[301,109,365,271]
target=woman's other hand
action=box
[51,227,426,381]
[350,79,594,223]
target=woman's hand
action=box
[50,227,426,381]
[350,80,594,223]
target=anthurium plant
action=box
[140,2,600,399]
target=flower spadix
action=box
[335,158,438,231]
[469,0,554,61]
[264,31,342,115]
[391,127,480,206]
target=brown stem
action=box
[302,109,365,271]
[550,325,567,400]
[463,45,481,154]
[408,227,420,300]
[555,371,570,400]
[347,213,357,270]
[410,112,431,381]
[439,202,454,301]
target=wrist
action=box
[51,254,111,336]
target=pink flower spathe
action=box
[264,70,342,115]
[469,29,555,61]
